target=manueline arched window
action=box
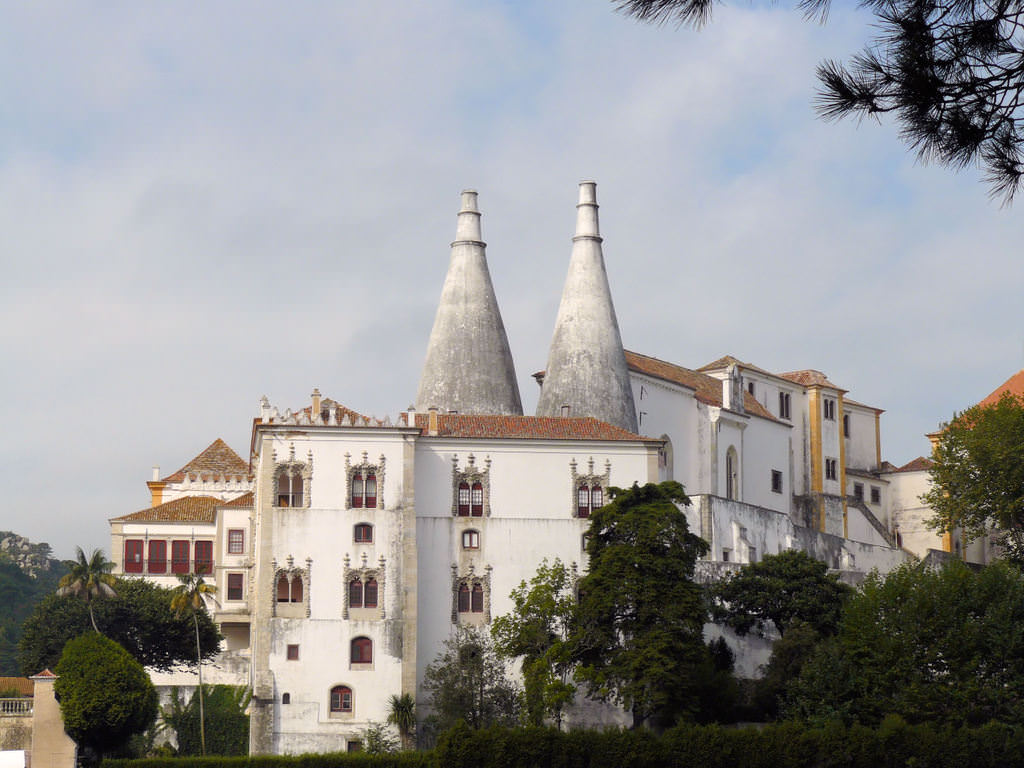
[577,484,591,518]
[364,473,377,508]
[349,578,363,608]
[470,483,484,517]
[457,482,470,516]
[276,574,290,602]
[276,469,304,507]
[590,485,603,510]
[290,577,303,603]
[471,584,484,613]
[364,578,378,608]
[457,583,470,613]
[351,473,364,508]
[351,637,372,664]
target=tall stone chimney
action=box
[536,182,638,433]
[415,190,523,415]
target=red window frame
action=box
[125,540,143,573]
[364,578,378,608]
[462,530,479,550]
[364,473,377,508]
[577,485,591,518]
[351,637,372,664]
[194,541,213,574]
[148,540,167,574]
[470,483,483,517]
[349,578,363,608]
[591,485,603,510]
[171,540,190,574]
[351,473,364,508]
[227,572,244,601]
[227,529,244,554]
[457,583,470,613]
[471,584,484,613]
[330,686,352,713]
[354,524,373,543]
[457,482,470,516]
[286,644,299,661]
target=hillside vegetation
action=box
[0,533,67,675]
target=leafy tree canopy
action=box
[786,560,1024,726]
[571,481,709,728]
[0,556,66,675]
[160,685,250,756]
[923,391,1024,562]
[54,632,158,758]
[616,0,1024,203]
[492,558,577,728]
[710,550,852,638]
[19,577,221,675]
[422,626,521,738]
[57,547,116,634]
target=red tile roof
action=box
[843,397,884,414]
[30,669,57,680]
[111,495,221,523]
[0,677,33,696]
[698,355,779,380]
[977,370,1024,409]
[299,397,374,424]
[894,456,934,473]
[778,369,846,392]
[222,491,254,508]
[625,351,778,422]
[409,413,655,441]
[162,439,250,483]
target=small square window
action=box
[227,529,245,554]
[747,381,755,395]
[853,483,864,501]
[870,486,881,504]
[354,523,373,543]
[771,470,783,494]
[825,458,838,481]
[227,572,244,601]
[462,530,480,550]
[721,549,731,563]
[287,644,299,661]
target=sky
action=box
[2,2,1022,561]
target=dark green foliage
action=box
[55,632,157,757]
[923,392,1024,561]
[0,552,66,675]
[104,752,436,768]
[161,686,250,756]
[711,550,851,638]
[20,578,221,675]
[615,1,1024,203]
[572,481,709,728]
[491,558,576,728]
[786,560,1024,727]
[421,627,521,739]
[752,620,822,720]
[690,638,741,725]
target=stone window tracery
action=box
[343,553,385,619]
[570,457,610,518]
[271,556,311,618]
[452,454,491,517]
[451,563,492,624]
[346,452,385,510]
[273,445,313,509]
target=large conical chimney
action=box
[536,181,638,433]
[415,190,523,416]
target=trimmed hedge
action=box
[104,720,1024,768]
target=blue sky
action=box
[2,2,1021,559]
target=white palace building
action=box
[108,182,975,753]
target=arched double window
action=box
[330,685,353,714]
[457,583,484,613]
[351,472,377,509]
[348,577,378,609]
[457,482,484,516]
[277,471,304,507]
[350,637,372,664]
[577,484,604,518]
[276,574,304,603]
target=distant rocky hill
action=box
[0,533,67,676]
[0,532,62,578]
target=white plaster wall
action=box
[843,405,879,471]
[790,389,811,496]
[820,392,843,496]
[630,374,701,493]
[739,418,792,514]
[885,469,943,558]
[845,507,892,548]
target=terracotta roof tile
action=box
[777,370,846,391]
[843,397,884,413]
[30,669,57,680]
[299,398,375,425]
[162,439,250,483]
[0,677,33,696]
[410,413,656,441]
[977,370,1024,409]
[698,355,778,380]
[111,495,221,523]
[625,351,778,422]
[895,456,934,473]
[222,491,254,508]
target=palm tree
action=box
[171,572,217,756]
[386,693,416,750]
[57,547,116,633]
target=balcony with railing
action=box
[122,558,215,576]
[0,698,33,716]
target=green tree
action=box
[54,633,157,761]
[571,481,709,729]
[711,550,851,638]
[0,555,66,675]
[170,572,218,756]
[422,626,521,737]
[19,578,221,675]
[362,721,399,754]
[751,620,823,720]
[923,391,1024,562]
[616,0,1024,203]
[492,558,577,728]
[160,685,250,756]
[56,547,116,633]
[386,693,416,750]
[786,560,1024,726]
